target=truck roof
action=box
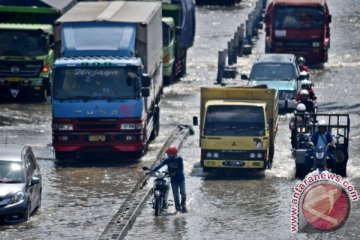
[0,0,76,13]
[0,23,52,32]
[56,1,161,24]
[271,0,327,7]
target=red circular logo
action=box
[301,182,350,231]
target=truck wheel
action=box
[295,164,306,178]
[180,54,187,77]
[150,106,160,141]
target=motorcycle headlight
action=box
[312,42,321,47]
[316,152,324,159]
[9,191,25,205]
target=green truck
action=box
[161,0,196,84]
[0,0,76,102]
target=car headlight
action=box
[206,152,213,158]
[249,153,256,159]
[9,191,25,205]
[312,42,321,47]
[121,123,142,130]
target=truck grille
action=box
[0,60,43,77]
[77,118,118,130]
[203,150,265,160]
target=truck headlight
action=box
[121,123,142,130]
[213,152,219,158]
[58,124,74,131]
[206,152,213,158]
[257,153,263,159]
[249,153,256,159]
[312,42,321,47]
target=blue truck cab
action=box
[51,2,163,159]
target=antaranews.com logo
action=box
[291,171,359,232]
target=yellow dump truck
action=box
[199,86,278,171]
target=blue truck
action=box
[51,1,163,159]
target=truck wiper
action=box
[61,96,93,101]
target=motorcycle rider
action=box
[295,80,317,102]
[297,56,309,72]
[289,103,310,149]
[306,120,336,172]
[150,145,187,213]
[297,89,316,113]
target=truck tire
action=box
[180,53,187,77]
[150,106,160,142]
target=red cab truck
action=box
[264,0,332,64]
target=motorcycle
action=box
[143,166,170,216]
[304,143,334,174]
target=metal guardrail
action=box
[98,125,194,240]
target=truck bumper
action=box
[203,159,265,169]
[0,85,46,101]
[53,142,145,153]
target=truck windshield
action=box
[0,29,47,56]
[250,63,296,80]
[275,7,324,29]
[204,105,266,136]
[53,67,140,100]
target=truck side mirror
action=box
[49,34,55,48]
[193,116,198,126]
[241,74,249,80]
[264,15,270,23]
[328,15,332,23]
[141,88,150,97]
[175,26,182,35]
[141,74,151,87]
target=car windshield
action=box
[250,63,296,81]
[204,105,266,136]
[0,29,47,56]
[53,67,141,100]
[275,6,324,29]
[0,161,25,183]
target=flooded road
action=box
[1,0,360,239]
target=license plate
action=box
[89,135,105,142]
[224,161,244,167]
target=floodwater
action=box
[1,0,360,239]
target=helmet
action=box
[318,119,327,127]
[166,145,178,156]
[296,103,306,112]
[301,80,312,88]
[298,56,306,65]
[300,89,309,96]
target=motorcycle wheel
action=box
[154,196,162,216]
